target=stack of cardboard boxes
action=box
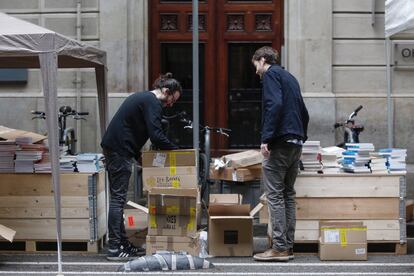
[209,150,263,182]
[207,194,262,256]
[141,150,201,256]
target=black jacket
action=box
[101,91,177,159]
[261,65,309,144]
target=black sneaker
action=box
[122,241,145,256]
[106,245,138,261]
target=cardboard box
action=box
[222,150,263,168]
[259,193,269,224]
[210,166,256,182]
[126,229,147,248]
[209,194,242,205]
[142,150,197,168]
[148,188,198,237]
[319,221,367,261]
[0,224,15,242]
[0,125,47,144]
[208,196,263,256]
[146,235,200,256]
[124,208,148,231]
[142,166,198,191]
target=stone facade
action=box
[0,0,413,164]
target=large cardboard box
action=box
[210,164,262,182]
[221,150,263,168]
[0,125,46,144]
[142,150,197,168]
[124,201,148,231]
[146,235,200,256]
[142,166,198,191]
[148,188,198,237]
[208,195,263,256]
[319,221,367,261]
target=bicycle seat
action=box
[59,106,72,114]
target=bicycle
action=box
[334,105,364,148]
[162,111,231,204]
[31,106,89,155]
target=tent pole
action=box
[385,37,393,148]
[192,0,199,157]
[39,52,63,275]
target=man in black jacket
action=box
[101,73,181,260]
[251,46,309,261]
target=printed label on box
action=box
[324,230,340,243]
[153,153,167,167]
[355,248,366,255]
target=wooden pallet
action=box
[0,238,105,253]
[293,241,407,256]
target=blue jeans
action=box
[103,149,133,249]
[262,143,302,252]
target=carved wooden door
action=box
[149,0,283,151]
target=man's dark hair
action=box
[153,72,182,95]
[251,46,279,65]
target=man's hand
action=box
[260,143,270,158]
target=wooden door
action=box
[149,0,283,152]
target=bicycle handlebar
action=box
[355,105,363,113]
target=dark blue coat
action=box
[261,65,309,144]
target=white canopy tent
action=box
[384,0,414,147]
[0,12,108,275]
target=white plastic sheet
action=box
[385,0,414,37]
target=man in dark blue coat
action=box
[101,73,181,260]
[251,46,309,261]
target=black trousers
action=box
[103,149,133,249]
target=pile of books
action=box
[379,148,407,173]
[75,153,104,173]
[300,141,322,172]
[340,143,374,173]
[0,141,17,173]
[14,138,45,173]
[321,146,344,173]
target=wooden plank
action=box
[295,229,400,242]
[333,40,385,66]
[296,176,400,197]
[296,220,400,230]
[0,207,89,219]
[334,67,414,95]
[0,196,90,208]
[296,198,399,219]
[0,173,92,196]
[0,219,91,240]
[333,0,384,12]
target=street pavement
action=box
[0,238,413,276]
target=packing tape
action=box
[172,180,180,188]
[170,152,177,174]
[128,216,134,227]
[187,207,196,231]
[149,214,157,229]
[166,205,180,215]
[340,229,347,247]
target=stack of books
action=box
[60,156,76,172]
[0,141,17,173]
[321,146,344,173]
[379,148,407,173]
[14,138,45,173]
[340,143,374,173]
[368,152,388,174]
[75,153,104,173]
[300,141,322,172]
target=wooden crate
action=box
[260,173,406,249]
[0,171,106,245]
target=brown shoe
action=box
[253,249,289,262]
[288,248,294,260]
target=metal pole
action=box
[192,0,200,151]
[385,37,393,148]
